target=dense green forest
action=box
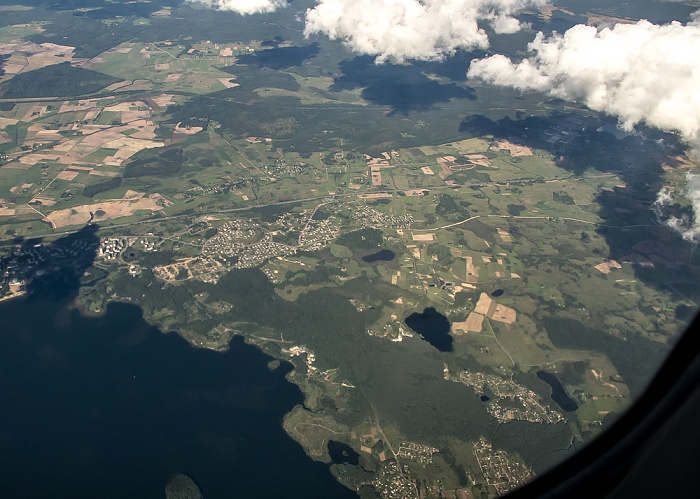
[82,177,122,198]
[124,149,187,178]
[0,62,120,99]
[543,317,665,396]
[335,228,383,251]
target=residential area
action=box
[445,368,564,424]
[473,438,532,496]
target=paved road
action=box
[0,168,655,244]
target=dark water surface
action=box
[361,249,396,263]
[537,371,578,412]
[404,307,453,352]
[327,440,360,466]
[0,294,355,499]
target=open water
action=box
[404,307,453,352]
[0,287,355,498]
[327,440,360,466]
[537,370,578,412]
[361,249,396,263]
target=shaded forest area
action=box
[0,62,120,98]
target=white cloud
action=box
[188,0,546,59]
[467,16,700,241]
[654,175,700,242]
[187,0,288,15]
[467,18,700,147]
[304,0,549,63]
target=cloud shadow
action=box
[457,111,699,300]
[331,55,476,114]
[236,43,321,70]
[1,224,100,302]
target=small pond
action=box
[404,307,453,352]
[537,370,578,412]
[327,441,360,466]
[361,249,396,262]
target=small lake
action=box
[490,289,504,297]
[537,371,578,412]
[404,307,453,352]
[327,440,360,466]
[361,249,395,262]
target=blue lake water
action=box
[537,370,578,412]
[0,293,355,498]
[404,307,453,352]
[327,440,360,466]
[361,249,396,263]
